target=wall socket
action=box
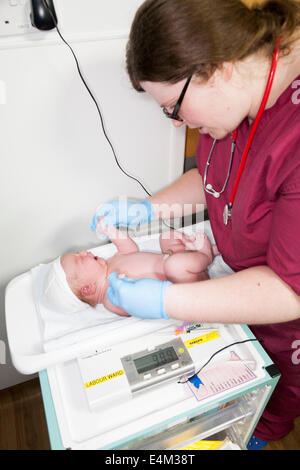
[0,0,38,37]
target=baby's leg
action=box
[160,231,215,264]
[159,230,191,254]
[181,232,214,264]
[163,251,210,283]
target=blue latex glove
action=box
[107,272,172,319]
[90,199,154,231]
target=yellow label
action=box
[84,369,124,389]
[181,440,223,450]
[184,331,220,349]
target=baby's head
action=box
[44,250,108,313]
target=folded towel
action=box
[31,260,141,352]
[43,256,89,314]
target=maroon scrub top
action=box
[196,75,300,440]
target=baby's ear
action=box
[80,283,97,298]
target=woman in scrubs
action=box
[91,0,300,447]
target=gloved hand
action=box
[107,272,172,319]
[90,199,154,231]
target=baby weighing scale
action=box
[77,329,222,410]
[5,223,280,449]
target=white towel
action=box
[31,261,141,352]
[43,256,89,314]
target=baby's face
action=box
[61,250,107,293]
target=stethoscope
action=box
[204,37,280,226]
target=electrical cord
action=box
[42,1,193,231]
[40,8,261,382]
[37,12,262,371]
[42,0,152,197]
[178,338,261,385]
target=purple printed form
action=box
[187,351,257,401]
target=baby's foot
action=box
[182,232,208,252]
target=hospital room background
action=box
[1,0,300,452]
[0,0,190,391]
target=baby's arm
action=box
[97,219,138,254]
[102,295,131,317]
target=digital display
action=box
[134,347,178,374]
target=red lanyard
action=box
[225,38,280,223]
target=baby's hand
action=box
[95,217,111,240]
[96,217,128,241]
[96,217,110,235]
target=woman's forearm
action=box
[165,265,300,325]
[149,168,207,220]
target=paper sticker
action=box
[184,331,220,349]
[188,351,256,401]
[84,369,124,389]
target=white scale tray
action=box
[6,228,182,374]
[45,323,265,449]
[5,221,224,374]
[5,222,267,449]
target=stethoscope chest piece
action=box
[205,184,220,198]
[223,204,232,226]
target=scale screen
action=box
[133,346,178,374]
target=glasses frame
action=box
[162,76,192,122]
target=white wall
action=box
[0,0,185,389]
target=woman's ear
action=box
[209,62,233,86]
[220,62,234,82]
[80,283,97,299]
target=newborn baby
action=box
[45,221,218,316]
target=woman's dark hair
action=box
[126,0,300,90]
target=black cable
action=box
[36,11,261,365]
[178,338,261,385]
[42,0,152,197]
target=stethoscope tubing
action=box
[203,37,280,220]
[228,37,280,207]
[204,133,237,198]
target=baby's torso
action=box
[107,251,167,281]
[101,252,166,316]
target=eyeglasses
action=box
[162,76,192,122]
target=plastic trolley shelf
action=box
[121,386,270,450]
